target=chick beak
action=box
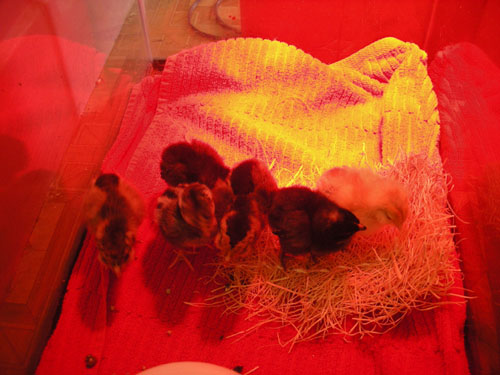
[357,223,367,231]
[395,217,406,229]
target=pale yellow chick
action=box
[317,167,408,235]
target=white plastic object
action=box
[138,361,239,375]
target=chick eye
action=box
[384,211,394,221]
[163,189,177,199]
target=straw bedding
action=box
[205,154,463,346]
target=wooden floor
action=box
[0,1,240,373]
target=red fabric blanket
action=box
[37,38,468,375]
[429,42,500,375]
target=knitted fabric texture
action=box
[141,36,440,182]
[37,37,467,375]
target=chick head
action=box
[312,206,366,249]
[95,173,120,192]
[155,183,218,247]
[178,183,217,231]
[358,181,409,235]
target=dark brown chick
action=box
[211,177,235,225]
[215,193,265,260]
[154,182,218,248]
[268,186,366,270]
[215,159,277,260]
[229,158,278,212]
[84,173,145,276]
[160,139,230,189]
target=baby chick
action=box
[317,167,408,235]
[160,139,230,189]
[84,173,145,276]
[160,138,233,227]
[215,159,278,260]
[211,177,235,225]
[215,194,264,260]
[154,183,218,249]
[268,186,366,269]
[229,158,278,212]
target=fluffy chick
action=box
[160,139,230,189]
[317,167,408,235]
[229,158,278,212]
[211,177,235,225]
[154,183,218,248]
[268,186,366,269]
[215,194,264,260]
[215,159,278,260]
[84,173,145,276]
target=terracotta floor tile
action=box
[4,248,46,304]
[57,163,94,190]
[74,123,111,146]
[27,201,65,252]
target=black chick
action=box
[154,182,218,249]
[215,159,278,260]
[160,139,230,189]
[84,173,145,276]
[268,186,366,270]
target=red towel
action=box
[429,42,500,375]
[37,38,468,375]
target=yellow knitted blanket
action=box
[138,36,439,188]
